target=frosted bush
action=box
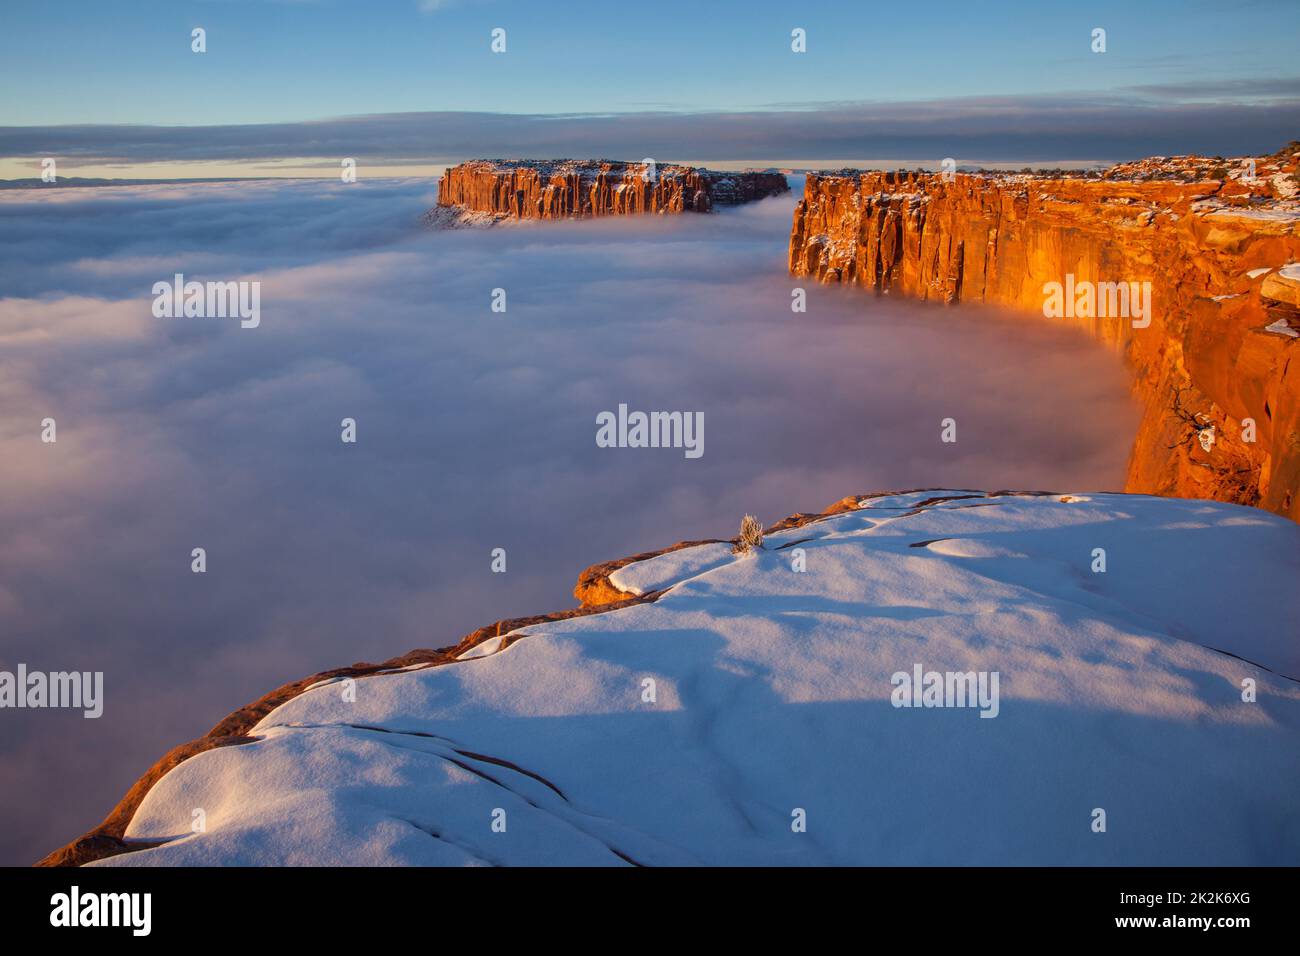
[732,514,765,555]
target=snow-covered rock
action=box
[98,491,1300,866]
[1262,261,1300,308]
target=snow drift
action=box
[92,490,1300,866]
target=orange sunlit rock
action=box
[789,148,1300,521]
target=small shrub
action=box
[732,514,765,555]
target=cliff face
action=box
[789,150,1300,521]
[438,159,789,220]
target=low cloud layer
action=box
[0,179,1138,863]
[4,82,1299,170]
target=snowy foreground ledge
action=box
[103,491,1300,866]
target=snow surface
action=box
[101,491,1300,866]
[1205,205,1300,223]
[609,542,734,596]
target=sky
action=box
[0,178,1140,863]
[1,0,1298,177]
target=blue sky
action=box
[1,0,1297,174]
[3,0,1296,124]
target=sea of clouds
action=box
[0,178,1139,864]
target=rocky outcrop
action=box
[437,159,789,221]
[789,147,1300,521]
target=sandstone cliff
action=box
[437,159,789,220]
[789,147,1300,521]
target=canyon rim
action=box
[788,148,1300,520]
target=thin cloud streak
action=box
[3,82,1298,171]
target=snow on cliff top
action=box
[101,491,1300,866]
[456,159,773,181]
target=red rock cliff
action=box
[438,159,789,220]
[789,149,1300,520]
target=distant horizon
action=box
[0,156,1128,184]
[4,93,1293,180]
[0,135,1288,184]
[6,0,1297,181]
